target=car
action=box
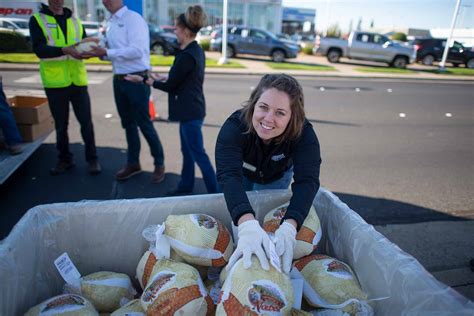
[410,38,474,68]
[82,21,103,37]
[291,33,315,50]
[0,17,30,39]
[196,26,213,44]
[149,24,180,56]
[210,26,299,62]
[313,31,415,68]
[160,25,176,34]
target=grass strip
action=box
[355,67,417,74]
[0,53,244,68]
[266,62,336,71]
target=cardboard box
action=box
[17,117,54,142]
[8,96,51,124]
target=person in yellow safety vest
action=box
[29,0,101,175]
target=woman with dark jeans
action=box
[126,5,218,195]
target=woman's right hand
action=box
[226,216,272,271]
[150,72,167,82]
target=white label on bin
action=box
[54,252,81,288]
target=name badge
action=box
[271,153,286,161]
[47,23,57,28]
[243,162,256,172]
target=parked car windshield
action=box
[12,20,29,29]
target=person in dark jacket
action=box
[215,74,321,274]
[29,0,100,175]
[125,5,218,196]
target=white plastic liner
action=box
[0,188,473,315]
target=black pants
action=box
[45,85,97,163]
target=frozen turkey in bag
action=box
[292,254,371,315]
[110,299,144,315]
[164,214,234,267]
[24,294,98,316]
[80,271,136,313]
[216,256,294,315]
[140,258,214,315]
[262,202,322,259]
[74,37,100,53]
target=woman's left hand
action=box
[274,220,297,274]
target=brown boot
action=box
[151,166,165,183]
[116,164,141,181]
[50,160,75,175]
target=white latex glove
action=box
[226,220,272,271]
[274,221,297,274]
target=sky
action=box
[281,0,474,32]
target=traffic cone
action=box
[149,96,158,120]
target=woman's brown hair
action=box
[240,74,306,143]
[176,5,207,34]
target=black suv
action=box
[410,38,474,68]
[149,24,180,56]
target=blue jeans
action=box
[0,81,22,146]
[113,78,164,167]
[178,119,219,193]
[243,166,294,191]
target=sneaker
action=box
[116,164,142,181]
[88,160,102,175]
[8,144,23,155]
[151,166,165,183]
[166,188,192,197]
[50,160,75,175]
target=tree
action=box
[326,23,342,38]
[356,17,363,30]
[391,32,407,42]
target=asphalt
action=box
[1,52,473,303]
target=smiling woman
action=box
[215,73,321,274]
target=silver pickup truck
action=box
[313,31,416,68]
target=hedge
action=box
[0,31,31,53]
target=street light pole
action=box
[72,0,79,19]
[439,0,462,71]
[218,0,228,65]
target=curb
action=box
[1,63,473,82]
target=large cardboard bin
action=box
[8,96,51,124]
[0,189,473,315]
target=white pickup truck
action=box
[313,31,416,68]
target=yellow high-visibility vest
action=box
[33,13,88,88]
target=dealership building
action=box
[1,0,318,36]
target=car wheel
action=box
[327,49,341,63]
[421,54,435,66]
[392,56,407,69]
[271,49,285,63]
[151,43,166,56]
[467,58,474,69]
[226,45,235,58]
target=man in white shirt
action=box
[90,0,165,183]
